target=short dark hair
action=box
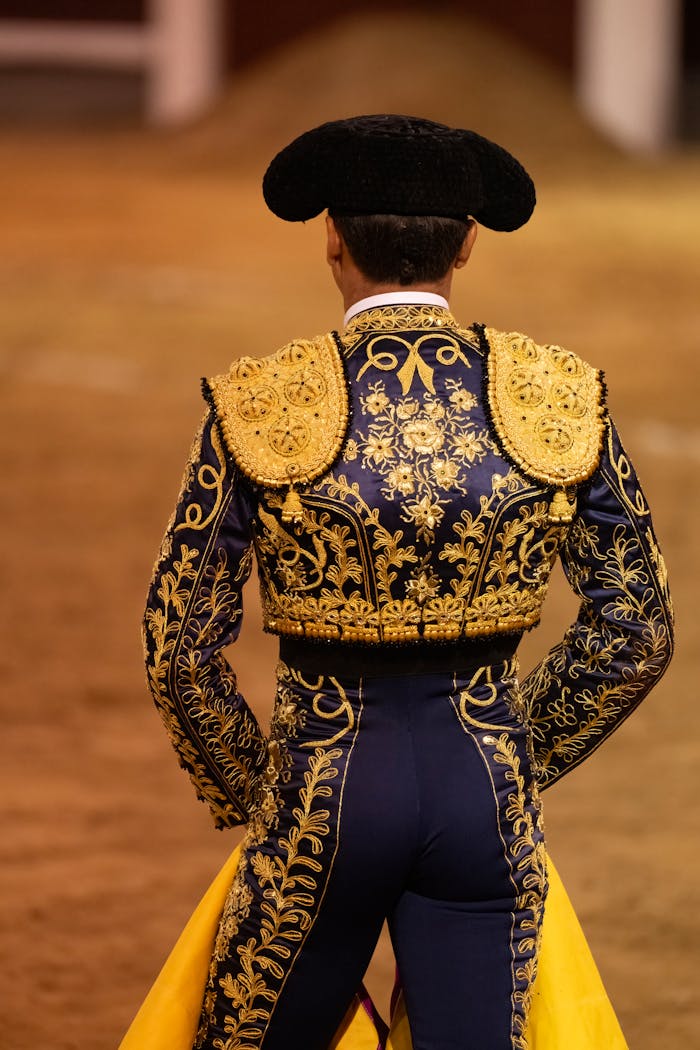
[331,214,469,286]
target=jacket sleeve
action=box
[521,416,674,789]
[142,408,268,828]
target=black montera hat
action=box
[263,114,535,232]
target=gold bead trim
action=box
[485,327,605,487]
[264,608,541,644]
[205,333,350,490]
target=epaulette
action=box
[485,327,606,523]
[203,333,349,522]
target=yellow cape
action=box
[120,849,627,1049]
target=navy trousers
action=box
[195,657,546,1050]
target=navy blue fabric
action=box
[143,307,672,1049]
[197,660,546,1050]
[143,311,673,831]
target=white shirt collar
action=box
[343,290,449,327]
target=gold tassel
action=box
[548,489,576,524]
[281,486,304,524]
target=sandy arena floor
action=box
[1,14,698,1050]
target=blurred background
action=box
[0,2,698,1048]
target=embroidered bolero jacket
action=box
[143,305,674,828]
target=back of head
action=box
[331,214,470,286]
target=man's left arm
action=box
[142,409,268,828]
[521,418,674,788]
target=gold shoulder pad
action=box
[486,327,605,487]
[204,333,349,489]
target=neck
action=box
[340,274,454,313]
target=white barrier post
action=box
[0,20,147,70]
[577,0,682,152]
[148,0,224,126]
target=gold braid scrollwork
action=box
[451,669,546,1050]
[522,421,674,786]
[175,423,226,533]
[356,332,474,395]
[143,415,267,828]
[457,665,500,731]
[484,731,546,1050]
[236,319,608,646]
[150,412,207,579]
[300,676,355,748]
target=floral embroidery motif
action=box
[355,377,494,543]
[245,314,607,644]
[197,747,343,1049]
[146,308,672,834]
[452,667,546,1050]
[196,671,362,1049]
[486,731,546,1050]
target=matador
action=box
[135,115,674,1050]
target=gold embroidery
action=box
[299,676,355,749]
[197,669,363,1049]
[205,333,350,490]
[198,747,344,1049]
[532,520,670,777]
[145,543,240,826]
[646,526,671,600]
[353,376,495,545]
[608,434,651,521]
[442,492,567,625]
[343,303,464,347]
[254,469,569,644]
[456,665,500,731]
[487,731,546,1049]
[356,332,474,394]
[255,483,567,644]
[451,671,546,1049]
[174,421,226,533]
[150,411,207,579]
[237,319,602,646]
[144,526,264,827]
[213,712,295,965]
[523,425,674,784]
[486,328,605,487]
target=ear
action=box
[454,219,478,270]
[326,214,343,268]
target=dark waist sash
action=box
[278,634,521,679]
